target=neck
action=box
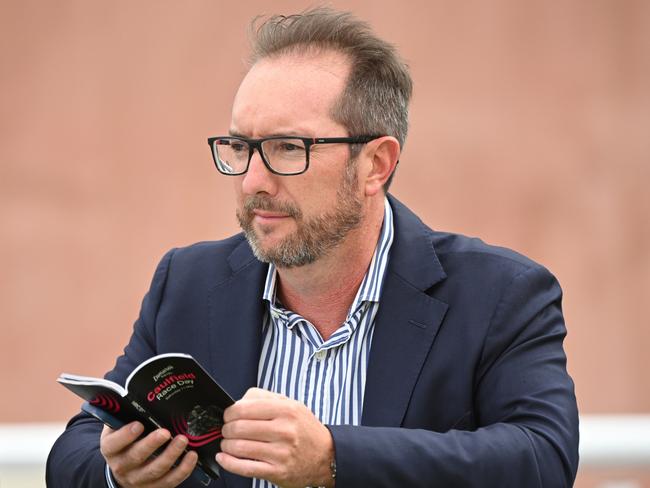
[275,197,385,340]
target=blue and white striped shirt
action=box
[253,198,394,488]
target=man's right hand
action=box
[100,422,198,488]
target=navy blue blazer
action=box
[47,195,579,487]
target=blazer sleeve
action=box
[328,265,579,487]
[46,249,175,487]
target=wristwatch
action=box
[315,458,336,488]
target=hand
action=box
[217,388,335,488]
[100,422,198,488]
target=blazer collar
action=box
[385,194,447,289]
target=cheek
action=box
[233,178,245,201]
[295,180,340,216]
[306,153,349,187]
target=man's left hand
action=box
[216,387,335,488]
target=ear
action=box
[362,136,401,196]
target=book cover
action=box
[58,353,234,481]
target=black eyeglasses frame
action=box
[207,135,382,176]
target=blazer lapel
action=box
[206,238,266,401]
[206,239,267,488]
[362,196,449,427]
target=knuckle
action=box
[228,438,243,454]
[277,420,294,441]
[219,438,230,452]
[286,401,300,418]
[99,444,110,458]
[224,404,241,423]
[100,439,116,458]
[171,437,187,453]
[276,464,290,483]
[147,463,168,479]
[221,421,232,437]
[110,461,127,479]
[231,421,247,438]
[236,402,252,418]
[245,386,262,397]
[163,479,178,488]
[175,457,195,480]
[130,448,149,465]
[149,455,174,477]
[242,465,257,479]
[276,445,291,463]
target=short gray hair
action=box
[248,7,412,190]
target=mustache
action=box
[242,195,302,219]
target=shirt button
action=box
[315,350,327,361]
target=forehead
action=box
[231,50,351,136]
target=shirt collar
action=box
[262,197,394,310]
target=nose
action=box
[240,147,278,196]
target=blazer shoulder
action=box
[386,195,554,290]
[431,230,554,283]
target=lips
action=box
[240,196,301,225]
[253,209,289,219]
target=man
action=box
[47,7,579,488]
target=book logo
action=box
[146,373,197,402]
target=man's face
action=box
[230,51,364,268]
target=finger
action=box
[111,428,171,475]
[129,435,190,485]
[128,429,172,466]
[220,438,280,463]
[216,451,274,480]
[100,422,145,457]
[224,397,296,423]
[221,418,280,442]
[242,387,286,400]
[159,450,199,487]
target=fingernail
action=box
[130,423,144,435]
[215,453,223,463]
[158,429,171,441]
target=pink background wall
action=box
[1,1,649,484]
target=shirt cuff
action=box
[105,462,120,488]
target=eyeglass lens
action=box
[213,138,308,175]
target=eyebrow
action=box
[227,130,312,139]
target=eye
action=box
[229,142,247,153]
[279,141,304,152]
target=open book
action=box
[58,353,234,482]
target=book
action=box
[57,353,234,483]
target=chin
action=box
[254,232,286,251]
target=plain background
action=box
[1,1,649,486]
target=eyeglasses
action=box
[207,135,381,176]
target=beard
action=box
[236,161,363,268]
